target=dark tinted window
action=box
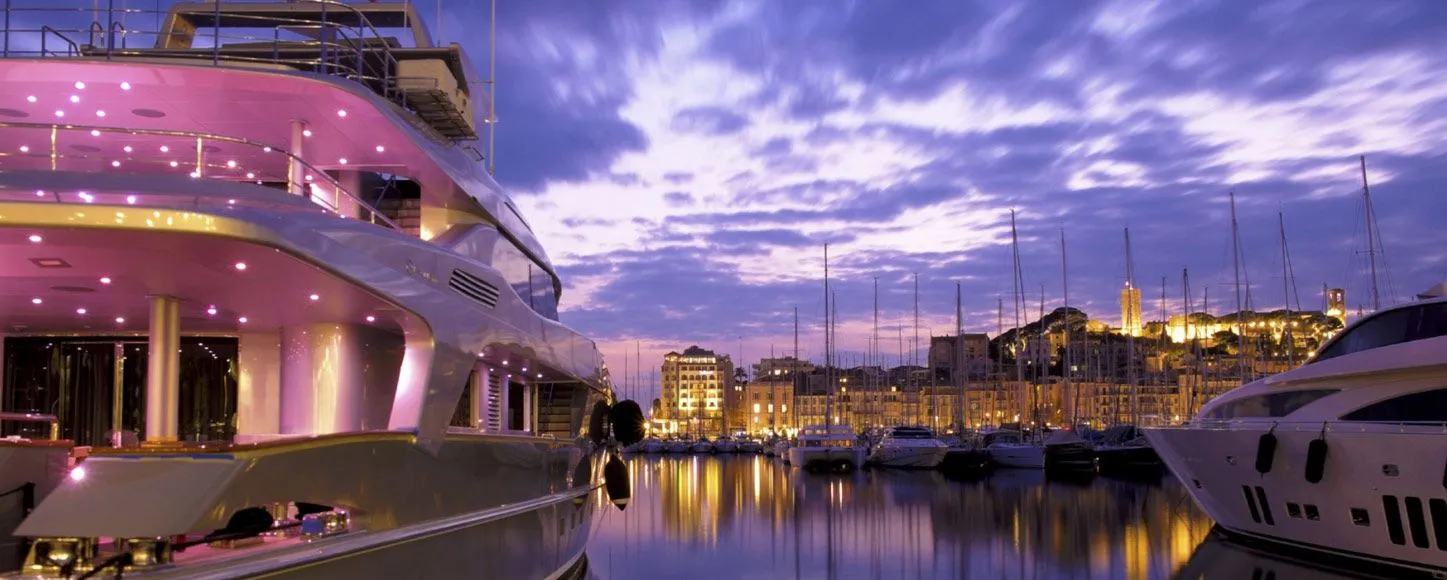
[1341,389,1447,423]
[1314,303,1447,363]
[1202,389,1339,419]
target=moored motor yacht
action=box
[0,2,641,578]
[1146,285,1447,576]
[867,426,947,469]
[712,435,738,454]
[786,424,864,472]
[982,429,1045,469]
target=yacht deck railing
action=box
[1161,418,1447,434]
[0,120,399,229]
[0,412,61,440]
[1,1,414,108]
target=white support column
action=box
[236,332,282,442]
[110,342,124,446]
[144,295,181,443]
[522,382,533,433]
[288,119,308,198]
[468,366,486,430]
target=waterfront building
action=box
[928,333,991,382]
[659,346,735,437]
[1121,283,1144,337]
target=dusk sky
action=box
[436,0,1447,396]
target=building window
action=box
[753,403,760,413]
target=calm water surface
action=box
[583,455,1374,580]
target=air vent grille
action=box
[449,269,499,308]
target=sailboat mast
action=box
[956,282,966,431]
[1360,155,1382,312]
[1061,228,1074,428]
[792,306,799,432]
[1279,212,1296,366]
[1229,192,1247,384]
[913,273,921,427]
[872,276,879,428]
[1183,268,1197,417]
[1124,227,1138,426]
[823,243,832,427]
[1009,211,1025,429]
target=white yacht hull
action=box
[786,447,865,471]
[868,444,947,469]
[987,444,1046,469]
[1147,423,1447,575]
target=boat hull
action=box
[987,444,1045,469]
[1146,423,1447,575]
[1044,442,1097,474]
[868,445,948,469]
[1095,443,1163,476]
[787,447,865,472]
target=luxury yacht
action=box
[786,424,864,472]
[0,2,638,578]
[867,426,947,469]
[1146,284,1447,576]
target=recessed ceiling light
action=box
[111,160,120,167]
[69,95,80,103]
[308,294,319,301]
[74,81,85,90]
[90,130,100,137]
[522,367,528,372]
[18,145,27,153]
[238,316,248,323]
[189,171,200,178]
[337,110,347,117]
[537,373,542,379]
[338,158,347,165]
[122,145,132,153]
[234,262,247,271]
[115,317,125,324]
[502,360,509,365]
[365,315,376,323]
[99,276,111,284]
[95,110,105,117]
[79,192,93,203]
[125,195,136,204]
[206,305,217,315]
[26,95,36,103]
[160,145,169,152]
[227,199,235,205]
[76,307,87,315]
[226,160,236,168]
[169,161,178,167]
[302,129,312,137]
[245,172,255,179]
[304,174,313,181]
[263,146,271,152]
[120,81,131,91]
[34,190,43,197]
[30,297,41,305]
[27,234,41,243]
[53,110,63,118]
[375,145,385,153]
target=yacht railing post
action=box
[144,295,181,444]
[288,120,307,198]
[105,0,114,58]
[212,0,220,65]
[4,0,11,57]
[111,342,125,446]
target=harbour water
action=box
[583,455,1369,579]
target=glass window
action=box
[1201,389,1340,419]
[1314,303,1447,363]
[1341,388,1447,423]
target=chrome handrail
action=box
[0,120,400,230]
[0,411,61,440]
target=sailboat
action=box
[985,211,1046,469]
[788,244,865,471]
[1042,230,1095,475]
[1094,227,1162,475]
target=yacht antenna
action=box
[1360,155,1382,311]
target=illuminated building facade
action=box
[1326,287,1346,326]
[1121,283,1143,337]
[659,345,734,437]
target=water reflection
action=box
[587,456,1216,579]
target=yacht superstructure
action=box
[867,426,946,469]
[0,2,632,578]
[1146,286,1447,576]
